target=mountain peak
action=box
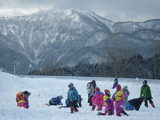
[0,9,160,74]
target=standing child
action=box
[122,85,130,105]
[87,80,96,106]
[67,83,79,113]
[97,89,114,115]
[112,84,128,116]
[140,80,155,108]
[91,87,104,111]
[16,91,31,109]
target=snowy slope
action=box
[0,72,160,120]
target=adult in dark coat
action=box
[125,97,144,111]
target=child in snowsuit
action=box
[112,84,128,116]
[140,80,155,108]
[16,91,31,109]
[87,80,96,106]
[97,89,114,115]
[67,83,79,113]
[91,87,104,111]
[45,95,63,106]
[122,85,130,105]
[125,97,144,111]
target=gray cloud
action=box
[0,0,160,21]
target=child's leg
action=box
[70,107,74,113]
[73,101,79,112]
[115,102,121,116]
[97,105,103,111]
[70,101,78,113]
[144,99,148,107]
[23,103,29,109]
[148,98,155,108]
[92,104,96,111]
[88,95,93,106]
[70,101,74,113]
[108,110,114,115]
[17,102,23,107]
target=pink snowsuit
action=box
[92,91,104,110]
[113,90,124,116]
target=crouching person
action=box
[45,95,63,106]
[67,83,79,113]
[125,97,144,111]
[92,87,104,111]
[16,91,31,109]
[97,89,114,116]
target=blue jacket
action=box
[67,87,79,102]
[49,97,63,105]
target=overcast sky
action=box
[0,0,160,22]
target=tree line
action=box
[28,54,160,79]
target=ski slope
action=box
[0,72,160,120]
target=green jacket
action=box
[140,85,152,98]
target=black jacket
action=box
[128,97,144,111]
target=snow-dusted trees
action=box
[29,54,160,79]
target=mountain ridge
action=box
[0,9,160,74]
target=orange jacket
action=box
[16,92,29,102]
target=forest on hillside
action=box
[28,54,160,79]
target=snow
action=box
[0,72,160,120]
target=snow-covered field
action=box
[0,72,160,120]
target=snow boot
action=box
[92,105,96,111]
[108,110,114,115]
[70,107,74,113]
[75,107,79,112]
[97,112,106,116]
[151,103,155,108]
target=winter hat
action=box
[95,87,100,92]
[68,82,74,87]
[104,89,110,95]
[116,84,121,91]
[92,80,96,84]
[58,95,63,100]
[23,91,31,96]
[143,80,147,85]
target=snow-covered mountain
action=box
[0,9,160,74]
